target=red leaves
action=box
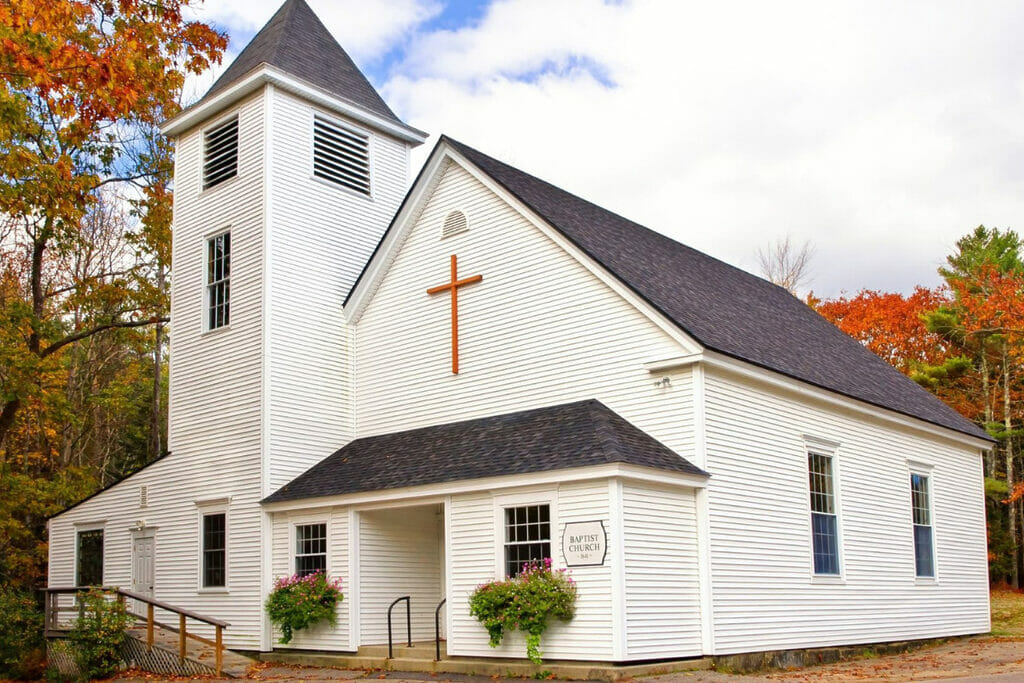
[814,286,951,374]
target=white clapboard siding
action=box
[265,88,412,491]
[702,366,990,654]
[358,505,443,644]
[353,161,695,469]
[622,482,702,658]
[447,482,617,661]
[50,91,269,650]
[270,508,352,650]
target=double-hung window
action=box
[808,451,841,575]
[76,529,104,586]
[202,512,227,588]
[911,473,935,578]
[206,232,230,330]
[295,523,327,577]
[503,504,551,577]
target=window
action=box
[313,114,370,195]
[206,232,230,330]
[295,523,327,577]
[808,452,840,575]
[203,115,238,189]
[911,473,935,578]
[202,513,226,588]
[504,505,551,577]
[76,529,104,586]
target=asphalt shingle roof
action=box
[263,400,706,503]
[199,0,401,124]
[442,137,989,441]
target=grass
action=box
[990,587,1024,636]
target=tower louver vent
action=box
[314,114,370,195]
[442,210,468,238]
[203,116,239,189]
[140,485,148,508]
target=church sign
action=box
[561,520,607,567]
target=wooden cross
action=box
[427,254,483,374]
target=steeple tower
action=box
[200,0,401,124]
[157,0,426,650]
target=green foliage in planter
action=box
[0,587,45,679]
[469,559,577,664]
[265,571,343,644]
[68,588,131,680]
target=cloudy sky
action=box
[184,0,1024,297]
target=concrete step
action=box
[357,641,446,659]
[263,650,712,682]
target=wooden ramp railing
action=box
[43,586,230,676]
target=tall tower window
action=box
[206,232,230,330]
[203,115,239,189]
[313,114,371,196]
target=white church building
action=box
[48,0,992,664]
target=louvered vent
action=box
[203,116,238,189]
[314,115,370,195]
[139,485,148,508]
[442,210,468,238]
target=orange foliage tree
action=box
[0,1,224,591]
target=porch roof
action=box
[263,399,706,503]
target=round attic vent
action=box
[442,210,468,238]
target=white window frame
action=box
[492,489,558,578]
[74,522,106,587]
[201,112,240,193]
[291,518,330,578]
[203,229,231,334]
[308,109,375,200]
[908,460,938,583]
[196,499,229,593]
[804,436,845,582]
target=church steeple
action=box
[200,0,400,123]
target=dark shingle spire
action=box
[200,0,400,123]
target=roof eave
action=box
[160,64,428,144]
[261,461,708,511]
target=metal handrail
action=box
[434,597,446,661]
[387,595,411,659]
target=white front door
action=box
[132,533,155,597]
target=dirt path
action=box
[651,636,1024,682]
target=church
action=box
[48,0,992,665]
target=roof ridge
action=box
[440,135,784,294]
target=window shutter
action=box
[314,114,371,195]
[442,210,468,238]
[204,116,239,189]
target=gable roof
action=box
[264,400,706,504]
[435,137,989,442]
[199,0,401,125]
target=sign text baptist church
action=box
[561,520,607,567]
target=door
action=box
[132,532,155,597]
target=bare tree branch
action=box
[757,235,815,296]
[40,316,168,359]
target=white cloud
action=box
[385,0,1024,296]
[181,0,440,103]
[187,0,1024,297]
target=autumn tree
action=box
[817,226,1024,586]
[0,0,224,592]
[921,228,1024,586]
[0,0,225,445]
[814,286,951,375]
